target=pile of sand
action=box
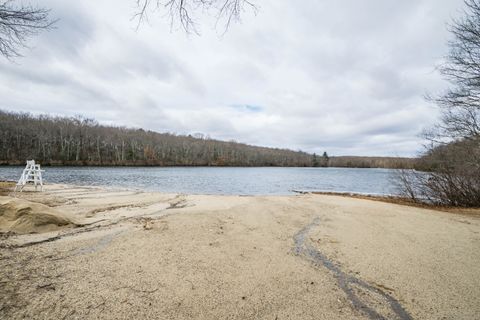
[0,181,15,196]
[0,196,78,234]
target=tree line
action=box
[328,156,416,169]
[0,110,415,169]
[0,110,316,167]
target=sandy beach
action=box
[1,183,479,319]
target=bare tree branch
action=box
[134,0,257,34]
[398,0,480,207]
[430,0,480,141]
[0,0,55,59]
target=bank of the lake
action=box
[0,183,479,319]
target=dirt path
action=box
[0,185,479,319]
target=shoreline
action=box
[0,160,416,170]
[3,180,478,216]
[306,191,480,217]
[1,183,479,319]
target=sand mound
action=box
[0,181,15,196]
[0,196,78,234]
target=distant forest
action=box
[0,110,415,168]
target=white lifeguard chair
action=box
[15,160,45,192]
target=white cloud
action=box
[0,0,466,156]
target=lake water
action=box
[0,166,400,196]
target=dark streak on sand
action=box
[72,229,127,256]
[293,217,412,320]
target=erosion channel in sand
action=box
[0,183,479,319]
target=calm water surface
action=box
[0,166,400,196]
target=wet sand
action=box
[1,184,479,319]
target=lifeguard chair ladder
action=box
[15,160,45,192]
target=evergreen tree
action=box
[312,153,319,167]
[321,152,329,167]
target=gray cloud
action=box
[0,0,466,156]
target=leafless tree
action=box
[396,1,480,207]
[0,110,419,169]
[0,1,55,58]
[0,109,314,167]
[429,0,480,140]
[134,0,257,33]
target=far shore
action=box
[1,183,479,319]
[0,156,417,170]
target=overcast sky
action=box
[0,0,466,156]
